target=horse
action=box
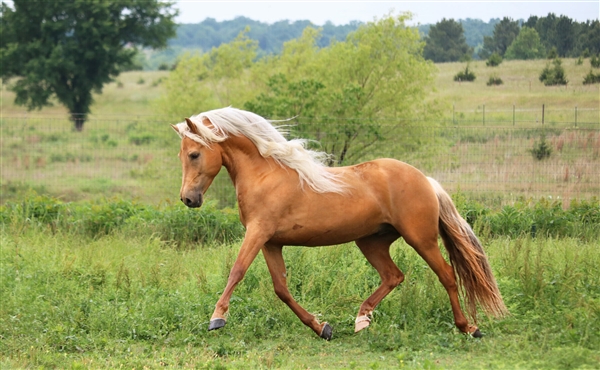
[171,107,507,340]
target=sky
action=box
[174,1,599,26]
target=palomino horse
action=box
[171,107,507,340]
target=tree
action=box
[505,27,545,60]
[158,29,260,118]
[478,17,520,59]
[0,0,177,130]
[247,14,438,165]
[530,13,578,57]
[423,18,472,62]
[539,58,568,86]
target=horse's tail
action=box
[427,177,508,322]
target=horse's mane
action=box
[174,107,346,194]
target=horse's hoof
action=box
[354,315,371,333]
[471,328,483,338]
[208,318,226,331]
[320,323,333,341]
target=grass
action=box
[1,220,599,369]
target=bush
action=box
[0,194,244,245]
[547,47,558,59]
[453,64,476,82]
[486,75,503,86]
[455,195,600,239]
[591,55,600,68]
[529,135,552,160]
[486,52,503,67]
[129,133,156,145]
[583,70,600,85]
[3,193,598,244]
[539,58,567,86]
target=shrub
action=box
[129,133,156,145]
[583,70,600,85]
[453,64,476,82]
[591,55,600,68]
[547,47,558,59]
[529,135,552,160]
[486,75,503,86]
[486,52,503,67]
[539,59,567,86]
[0,194,245,245]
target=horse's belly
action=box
[269,218,385,247]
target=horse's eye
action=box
[189,152,200,160]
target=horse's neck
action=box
[220,136,276,189]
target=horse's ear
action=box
[171,124,180,134]
[185,118,201,135]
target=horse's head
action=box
[171,118,223,208]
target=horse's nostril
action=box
[185,197,192,206]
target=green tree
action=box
[158,29,259,118]
[479,17,520,58]
[247,14,438,165]
[423,18,472,62]
[0,0,177,130]
[530,13,578,57]
[539,58,568,86]
[505,27,546,60]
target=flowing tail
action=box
[428,177,508,322]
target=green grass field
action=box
[1,219,599,369]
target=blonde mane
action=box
[174,107,346,194]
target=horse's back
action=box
[344,158,441,238]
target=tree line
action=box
[172,16,361,55]
[423,13,599,63]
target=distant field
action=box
[431,59,599,125]
[1,59,598,206]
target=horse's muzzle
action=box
[181,192,203,208]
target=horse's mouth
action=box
[181,192,203,208]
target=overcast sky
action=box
[174,1,599,26]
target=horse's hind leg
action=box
[261,244,333,340]
[402,230,478,335]
[355,233,403,332]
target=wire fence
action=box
[1,110,599,208]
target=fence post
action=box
[542,104,545,125]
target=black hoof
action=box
[208,318,226,331]
[471,328,483,338]
[320,323,333,341]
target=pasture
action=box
[1,58,599,368]
[1,59,599,207]
[1,200,599,368]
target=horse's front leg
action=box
[209,227,271,330]
[262,244,333,340]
